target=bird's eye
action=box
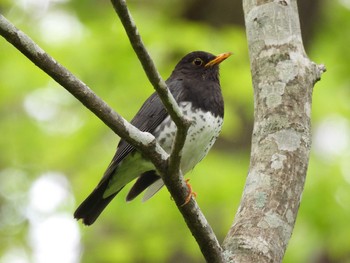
[192,58,203,66]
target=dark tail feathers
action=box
[126,171,160,201]
[74,180,122,225]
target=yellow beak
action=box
[205,52,232,67]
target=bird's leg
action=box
[181,179,197,206]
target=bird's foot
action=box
[181,179,197,207]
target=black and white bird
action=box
[74,51,231,225]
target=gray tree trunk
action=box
[222,1,325,262]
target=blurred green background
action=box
[0,0,349,262]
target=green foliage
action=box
[1,1,350,262]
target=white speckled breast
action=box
[153,101,223,174]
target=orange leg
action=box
[181,179,197,207]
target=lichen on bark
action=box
[222,1,325,262]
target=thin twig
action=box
[109,0,191,177]
[110,0,186,126]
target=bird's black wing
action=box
[74,91,169,225]
[101,78,184,182]
[99,91,169,184]
[74,81,184,225]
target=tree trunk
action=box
[222,0,325,262]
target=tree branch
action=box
[109,0,191,176]
[0,14,167,171]
[110,1,224,261]
[110,0,186,127]
[222,1,326,262]
[0,15,170,170]
[0,9,224,262]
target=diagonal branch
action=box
[110,0,185,126]
[110,1,223,262]
[0,14,168,171]
[110,0,190,175]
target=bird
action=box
[74,51,231,225]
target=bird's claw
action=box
[181,179,197,207]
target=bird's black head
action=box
[172,51,231,81]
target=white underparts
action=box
[143,101,223,201]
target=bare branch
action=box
[110,1,224,262]
[0,14,167,172]
[222,1,326,262]
[110,1,188,127]
[109,0,191,175]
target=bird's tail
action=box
[74,179,122,225]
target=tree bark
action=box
[222,1,325,262]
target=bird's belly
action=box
[154,102,223,174]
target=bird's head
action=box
[172,51,232,81]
